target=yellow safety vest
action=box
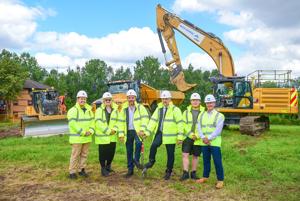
[199,110,224,147]
[94,104,119,144]
[183,105,205,145]
[145,102,184,144]
[117,101,149,142]
[67,103,94,144]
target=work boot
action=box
[105,165,114,173]
[124,169,134,178]
[215,181,224,189]
[101,167,109,177]
[180,170,189,181]
[134,160,143,170]
[190,171,199,180]
[196,177,208,183]
[78,168,88,177]
[164,169,172,180]
[69,173,77,179]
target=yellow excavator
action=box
[156,4,298,135]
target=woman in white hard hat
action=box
[95,92,119,176]
[67,90,94,179]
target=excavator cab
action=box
[213,77,253,109]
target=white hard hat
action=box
[160,90,172,99]
[204,94,216,103]
[77,90,88,98]
[126,89,137,97]
[190,93,201,100]
[102,92,112,99]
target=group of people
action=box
[67,89,225,189]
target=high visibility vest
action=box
[67,103,94,144]
[183,105,205,145]
[145,102,184,144]
[118,101,149,142]
[94,104,119,144]
[199,110,224,147]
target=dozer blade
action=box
[21,116,68,137]
[171,71,197,92]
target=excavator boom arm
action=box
[156,4,235,91]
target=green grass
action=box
[0,120,18,131]
[0,125,300,200]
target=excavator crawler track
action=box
[239,116,269,136]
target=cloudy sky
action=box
[1,0,300,77]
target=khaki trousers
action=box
[69,143,90,174]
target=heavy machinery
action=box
[156,4,298,135]
[21,89,68,137]
[93,80,185,112]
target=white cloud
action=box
[0,0,55,49]
[172,0,300,77]
[35,53,87,71]
[182,52,216,71]
[32,27,163,68]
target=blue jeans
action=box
[202,146,224,181]
[126,130,142,170]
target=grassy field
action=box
[0,124,299,201]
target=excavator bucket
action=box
[171,71,197,92]
[21,116,68,137]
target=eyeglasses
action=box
[105,99,112,102]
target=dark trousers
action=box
[149,131,175,170]
[126,130,142,170]
[98,142,116,168]
[202,146,224,181]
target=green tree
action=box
[81,59,110,104]
[111,66,133,81]
[19,52,48,82]
[134,56,175,90]
[0,49,29,113]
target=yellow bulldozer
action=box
[21,89,68,137]
[156,4,298,135]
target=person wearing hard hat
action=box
[67,90,94,179]
[95,92,119,177]
[142,90,184,180]
[196,94,225,189]
[180,92,205,181]
[118,89,149,178]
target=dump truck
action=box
[93,80,185,112]
[21,89,68,137]
[156,4,298,135]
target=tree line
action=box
[0,49,219,110]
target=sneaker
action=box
[101,168,109,177]
[180,170,189,181]
[69,173,77,179]
[196,177,208,183]
[215,181,224,189]
[190,171,199,180]
[78,168,88,177]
